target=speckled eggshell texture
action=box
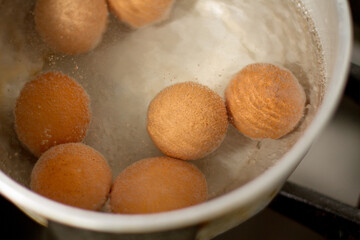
[30,143,112,210]
[110,157,208,214]
[34,0,108,55]
[14,72,91,157]
[108,0,175,28]
[225,63,306,139]
[147,82,228,160]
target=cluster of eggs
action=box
[147,63,306,160]
[13,0,307,214]
[34,0,176,55]
[18,0,207,214]
[15,71,208,213]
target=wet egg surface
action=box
[110,157,208,214]
[225,63,306,139]
[14,71,91,157]
[108,0,175,28]
[34,0,108,54]
[30,143,112,210]
[147,82,228,160]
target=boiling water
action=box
[0,0,324,199]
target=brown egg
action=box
[108,0,175,28]
[225,63,306,139]
[34,0,108,55]
[147,82,228,160]
[110,157,208,214]
[30,143,112,210]
[14,72,91,157]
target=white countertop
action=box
[290,96,360,207]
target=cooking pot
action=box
[0,0,352,239]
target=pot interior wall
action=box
[0,0,326,205]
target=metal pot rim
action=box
[0,0,352,234]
